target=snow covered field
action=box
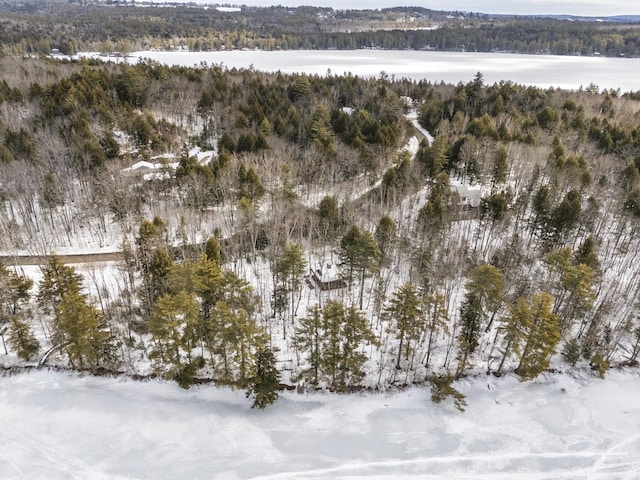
[1,369,639,479]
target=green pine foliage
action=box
[429,374,467,413]
[294,300,378,391]
[38,257,114,371]
[385,283,423,371]
[339,225,382,310]
[246,348,280,409]
[8,317,40,361]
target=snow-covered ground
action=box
[1,369,639,479]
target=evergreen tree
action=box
[422,293,449,369]
[295,301,377,390]
[210,301,265,387]
[204,236,223,266]
[238,164,266,203]
[573,235,600,272]
[419,135,448,179]
[339,225,381,310]
[375,214,397,262]
[492,145,509,185]
[308,105,336,158]
[515,292,561,381]
[548,190,581,244]
[545,247,596,333]
[385,283,423,371]
[135,217,171,318]
[561,338,581,366]
[149,291,202,388]
[317,195,341,238]
[8,317,40,361]
[55,289,113,371]
[37,256,83,315]
[339,305,377,389]
[294,305,323,385]
[38,257,114,370]
[274,242,307,329]
[0,264,33,356]
[532,185,551,232]
[457,292,483,376]
[246,348,280,409]
[321,300,344,387]
[429,374,467,412]
[456,264,505,375]
[418,171,454,232]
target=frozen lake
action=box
[1,369,639,479]
[114,49,640,92]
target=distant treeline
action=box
[0,3,638,57]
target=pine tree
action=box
[0,264,33,356]
[492,146,509,185]
[294,305,323,385]
[135,217,171,318]
[561,338,581,366]
[149,291,202,388]
[210,301,266,387]
[246,348,280,409]
[497,296,531,374]
[375,214,397,262]
[456,264,505,375]
[321,300,344,387]
[308,105,336,158]
[38,257,113,370]
[238,164,266,203]
[204,236,222,266]
[274,242,307,328]
[37,256,83,315]
[515,292,561,381]
[497,293,560,379]
[8,317,40,361]
[573,235,600,272]
[339,305,378,389]
[295,301,377,390]
[317,195,341,239]
[55,290,113,371]
[339,225,381,310]
[429,374,467,412]
[419,135,448,178]
[385,283,423,371]
[418,171,454,232]
[422,293,449,369]
[457,292,483,376]
[546,248,596,334]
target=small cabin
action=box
[308,267,346,291]
[453,184,482,210]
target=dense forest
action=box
[1,40,640,408]
[0,2,640,409]
[0,2,639,57]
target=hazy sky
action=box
[218,1,640,16]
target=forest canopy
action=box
[1,34,640,408]
[0,2,638,57]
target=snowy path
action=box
[0,370,639,479]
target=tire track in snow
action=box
[249,449,640,480]
[587,434,640,480]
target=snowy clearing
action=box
[1,369,639,479]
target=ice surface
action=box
[1,369,639,479]
[78,50,640,93]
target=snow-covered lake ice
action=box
[1,369,639,479]
[86,49,640,92]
